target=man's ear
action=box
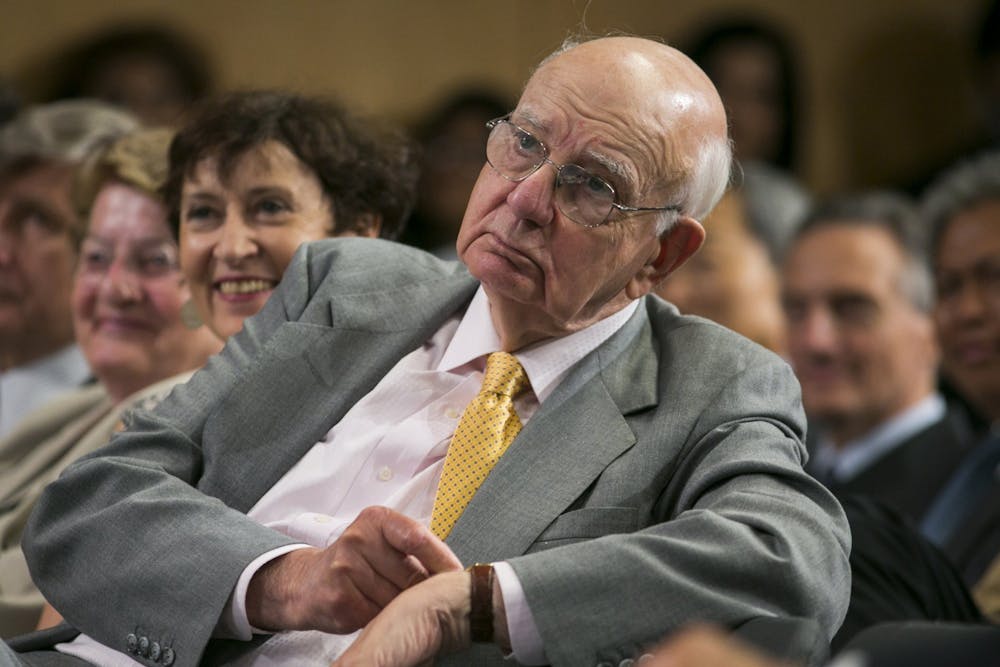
[625,217,705,299]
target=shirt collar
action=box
[437,286,639,403]
[813,393,947,481]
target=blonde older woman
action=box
[0,128,221,636]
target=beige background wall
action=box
[1,0,990,193]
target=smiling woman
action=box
[162,90,420,340]
[0,127,223,635]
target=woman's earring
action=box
[180,299,203,329]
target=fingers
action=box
[330,571,472,667]
[369,507,463,574]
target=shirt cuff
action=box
[214,543,313,639]
[493,561,547,665]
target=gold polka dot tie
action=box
[430,352,530,539]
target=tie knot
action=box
[481,352,529,398]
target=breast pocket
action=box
[529,507,637,552]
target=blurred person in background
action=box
[780,192,972,523]
[400,88,510,258]
[0,100,137,438]
[19,90,421,640]
[920,151,1000,618]
[0,127,222,637]
[687,17,811,256]
[162,90,419,340]
[0,82,19,128]
[45,24,212,127]
[656,188,788,356]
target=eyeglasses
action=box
[485,115,680,228]
[78,238,180,281]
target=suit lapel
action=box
[447,303,659,563]
[199,274,479,512]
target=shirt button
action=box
[445,407,460,419]
[377,466,393,481]
[312,514,332,524]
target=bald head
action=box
[529,37,731,221]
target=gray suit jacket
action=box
[23,238,850,667]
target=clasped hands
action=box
[245,506,482,667]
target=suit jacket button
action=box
[162,647,175,666]
[619,660,635,667]
[125,634,138,653]
[638,655,655,664]
[150,641,162,661]
[138,636,150,657]
[596,662,614,667]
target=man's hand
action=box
[246,506,462,634]
[331,570,471,667]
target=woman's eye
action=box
[138,251,176,275]
[81,249,111,270]
[184,205,217,221]
[255,198,289,216]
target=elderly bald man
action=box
[10,35,848,667]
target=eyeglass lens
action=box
[486,120,617,227]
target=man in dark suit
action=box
[12,36,849,667]
[781,192,973,522]
[921,151,1000,601]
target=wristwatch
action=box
[467,562,494,643]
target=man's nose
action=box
[213,213,258,262]
[505,164,556,226]
[794,307,839,354]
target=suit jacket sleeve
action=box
[501,315,851,667]
[21,241,355,667]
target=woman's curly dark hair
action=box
[163,90,418,240]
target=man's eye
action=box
[586,175,610,195]
[832,297,877,325]
[935,273,961,302]
[780,298,807,322]
[514,130,540,154]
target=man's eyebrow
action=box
[585,150,628,180]
[514,108,635,191]
[513,109,546,131]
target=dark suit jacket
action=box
[809,406,976,523]
[22,239,850,667]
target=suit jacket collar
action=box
[200,269,480,512]
[446,300,658,563]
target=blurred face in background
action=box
[781,223,937,443]
[87,54,191,126]
[73,181,220,401]
[0,161,79,369]
[419,108,497,245]
[179,140,344,341]
[656,191,786,355]
[933,200,1000,421]
[708,41,784,165]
